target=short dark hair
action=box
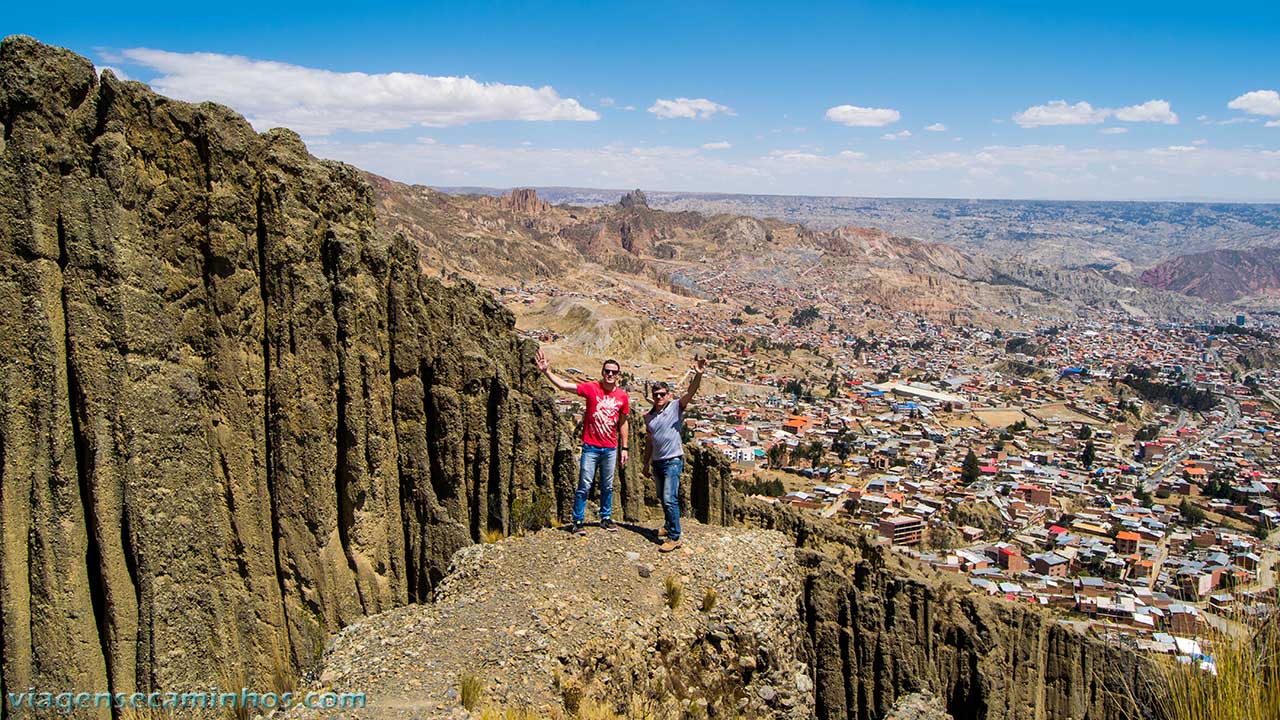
[651,381,670,397]
[602,359,621,372]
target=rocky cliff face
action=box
[703,451,1156,720]
[798,548,1152,720]
[0,36,575,706]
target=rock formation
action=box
[620,189,649,209]
[0,35,574,704]
[486,187,550,215]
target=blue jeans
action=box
[653,456,683,541]
[573,444,616,524]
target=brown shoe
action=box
[657,527,668,538]
[658,539,682,553]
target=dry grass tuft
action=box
[269,633,297,697]
[481,527,507,544]
[701,587,718,612]
[1157,610,1280,720]
[663,575,683,610]
[461,673,485,711]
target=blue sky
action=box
[8,1,1280,200]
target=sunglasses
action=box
[602,368,620,376]
[653,391,668,397]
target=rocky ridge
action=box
[0,36,576,707]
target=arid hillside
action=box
[1141,245,1280,306]
[374,176,1214,325]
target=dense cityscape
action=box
[511,276,1279,664]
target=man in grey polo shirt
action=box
[643,354,706,552]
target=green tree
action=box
[1134,482,1154,508]
[1077,424,1093,440]
[961,449,982,484]
[766,443,788,469]
[1082,440,1097,469]
[806,440,826,469]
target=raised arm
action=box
[535,347,578,394]
[679,354,707,410]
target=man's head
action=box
[600,359,622,389]
[650,381,672,409]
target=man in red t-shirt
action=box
[536,349,630,535]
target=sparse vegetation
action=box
[461,673,484,711]
[701,587,718,612]
[1180,498,1207,524]
[510,491,554,535]
[737,475,784,497]
[269,633,297,698]
[786,305,821,327]
[664,575,683,610]
[482,527,506,544]
[215,648,251,720]
[1157,614,1280,720]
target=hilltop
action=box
[286,521,812,719]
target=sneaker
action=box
[658,539,682,553]
[600,518,618,533]
[572,523,587,537]
[656,527,668,538]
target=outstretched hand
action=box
[535,347,550,372]
[693,353,707,373]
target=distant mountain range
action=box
[390,180,1215,322]
[437,186,1280,274]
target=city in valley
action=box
[461,187,1280,664]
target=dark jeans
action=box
[652,456,683,541]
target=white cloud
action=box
[1099,127,1128,135]
[1228,90,1280,118]
[1014,99,1177,128]
[117,48,598,135]
[825,105,901,127]
[765,149,825,164]
[702,141,732,150]
[1113,99,1178,124]
[881,130,912,141]
[1192,139,1208,146]
[1013,100,1110,127]
[1148,145,1198,155]
[303,136,1280,202]
[1199,115,1259,126]
[648,97,736,120]
[924,123,947,132]
[599,97,616,107]
[1268,121,1280,128]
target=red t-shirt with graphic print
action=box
[576,381,630,448]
